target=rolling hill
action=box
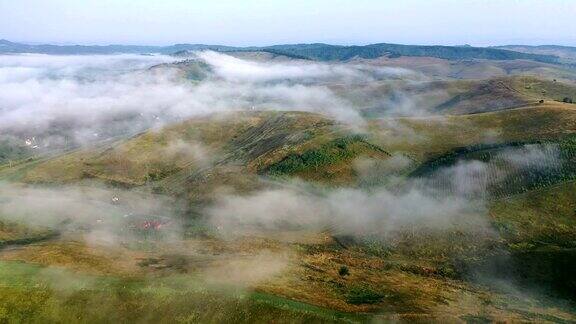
[2,47,576,322]
[2,105,576,321]
[0,39,560,64]
[15,112,391,205]
[264,43,560,63]
[495,45,576,64]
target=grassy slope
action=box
[21,111,391,193]
[491,181,576,249]
[2,233,574,323]
[488,181,576,301]
[367,101,576,305]
[0,221,56,249]
[264,135,390,185]
[7,233,576,322]
[3,105,576,321]
[0,260,360,323]
[372,101,576,161]
[512,76,576,101]
[339,79,475,118]
[407,134,576,198]
[356,56,576,81]
[433,76,576,114]
[434,78,532,114]
[343,75,576,118]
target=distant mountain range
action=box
[0,39,567,64]
[0,39,238,55]
[493,45,576,63]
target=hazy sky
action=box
[1,0,575,46]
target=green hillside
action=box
[262,43,560,63]
[2,102,576,321]
[371,101,576,160]
[16,112,391,208]
[409,136,576,198]
[0,39,561,63]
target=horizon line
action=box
[2,39,575,49]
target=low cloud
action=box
[207,165,491,241]
[208,143,562,241]
[0,51,438,156]
[0,52,383,150]
[197,50,368,83]
[0,183,182,247]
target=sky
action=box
[1,0,575,46]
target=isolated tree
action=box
[339,265,350,277]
